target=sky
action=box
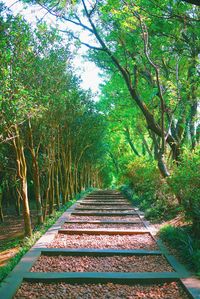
[3,0,103,99]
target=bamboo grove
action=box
[0,6,106,236]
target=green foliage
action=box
[126,157,159,195]
[0,6,108,232]
[168,147,200,232]
[123,157,177,221]
[159,225,200,274]
[0,0,199,272]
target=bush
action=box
[168,147,200,237]
[123,157,177,221]
[121,148,200,227]
[159,225,200,274]
[126,157,160,197]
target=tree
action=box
[0,4,108,235]
[22,0,199,177]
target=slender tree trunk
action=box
[190,102,198,149]
[49,164,54,215]
[157,154,170,178]
[32,158,43,224]
[16,186,21,216]
[28,121,43,224]
[80,167,85,191]
[74,166,78,195]
[188,43,198,149]
[55,165,60,209]
[0,189,4,223]
[124,127,140,156]
[137,127,153,157]
[68,147,74,199]
[58,156,65,204]
[12,126,32,237]
[21,177,32,236]
[43,188,48,221]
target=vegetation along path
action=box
[0,1,199,298]
[0,190,199,299]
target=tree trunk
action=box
[28,121,43,224]
[33,158,43,224]
[49,165,54,215]
[137,127,153,157]
[82,7,180,165]
[124,127,140,157]
[157,154,170,178]
[21,177,32,236]
[190,101,198,149]
[16,186,21,216]
[12,126,32,237]
[0,189,4,223]
[55,165,60,209]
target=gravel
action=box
[76,205,132,209]
[81,202,130,205]
[48,233,158,250]
[85,199,126,201]
[69,216,141,221]
[82,200,130,205]
[14,281,189,299]
[62,223,144,230]
[73,210,136,213]
[31,254,174,273]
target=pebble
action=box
[48,233,158,250]
[14,282,190,299]
[31,254,174,273]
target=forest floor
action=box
[0,210,37,267]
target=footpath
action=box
[0,190,200,298]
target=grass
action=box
[0,188,94,284]
[159,225,200,276]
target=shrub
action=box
[123,157,177,221]
[168,147,200,237]
[159,225,200,274]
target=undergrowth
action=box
[121,185,200,275]
[159,225,200,275]
[120,184,178,222]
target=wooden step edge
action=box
[74,208,136,211]
[64,220,142,224]
[58,229,149,235]
[40,248,162,255]
[23,272,183,282]
[71,214,138,217]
